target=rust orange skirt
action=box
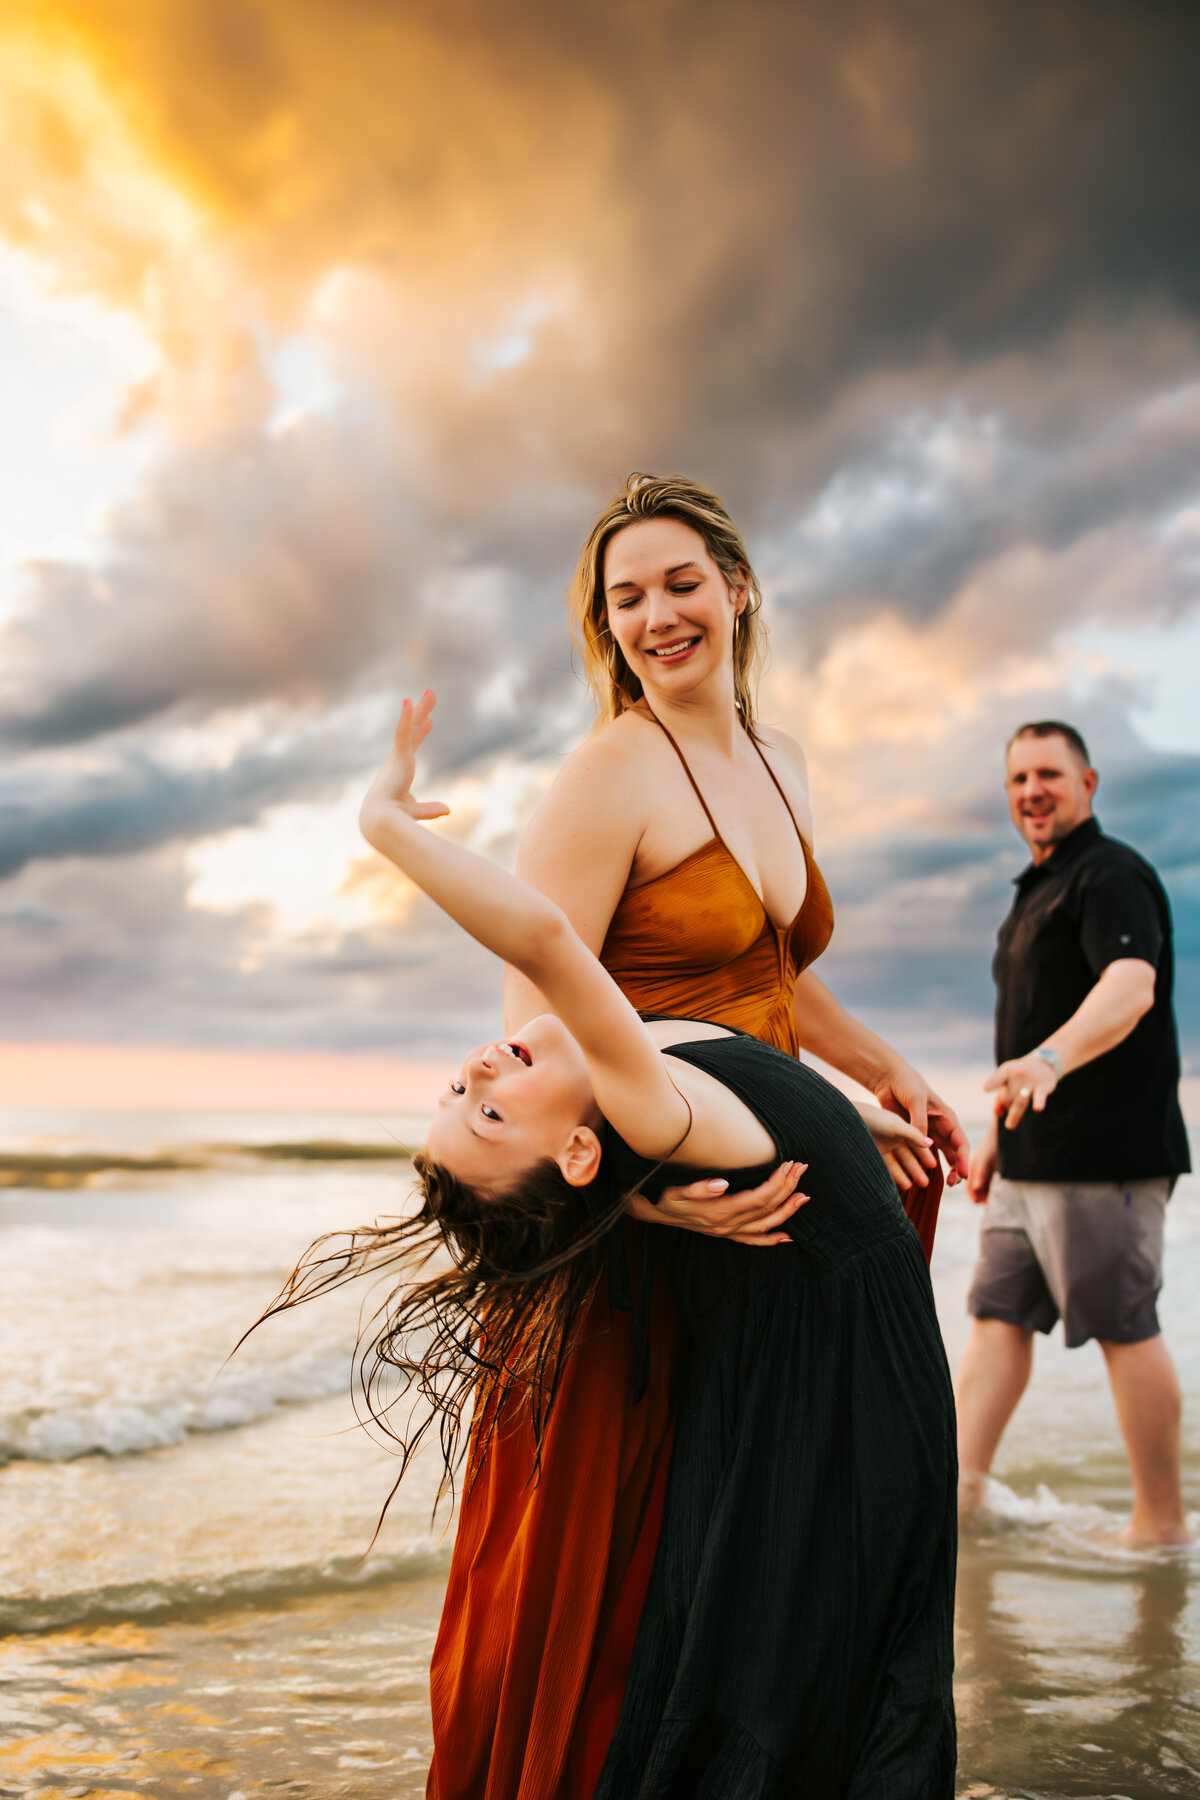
[426,1225,680,1800]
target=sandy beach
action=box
[2,1104,1198,1799]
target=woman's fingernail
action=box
[708,1179,728,1193]
[923,1137,934,1146]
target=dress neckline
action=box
[627,708,812,937]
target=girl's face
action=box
[603,517,745,703]
[424,1013,601,1193]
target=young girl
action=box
[291,690,956,1798]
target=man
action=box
[956,721,1191,1544]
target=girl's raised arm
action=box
[359,695,690,1161]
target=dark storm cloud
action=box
[0,729,360,882]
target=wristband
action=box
[1034,1046,1063,1078]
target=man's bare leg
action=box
[955,1319,1034,1519]
[1099,1335,1190,1544]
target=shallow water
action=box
[1,1106,1198,1798]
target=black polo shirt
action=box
[994,817,1190,1182]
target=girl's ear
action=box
[556,1125,603,1189]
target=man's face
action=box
[1005,732,1098,861]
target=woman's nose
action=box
[645,587,680,630]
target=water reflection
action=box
[956,1537,1200,1798]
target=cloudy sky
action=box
[3,0,1199,1102]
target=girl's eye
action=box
[481,1105,501,1122]
[671,583,699,593]
[449,1080,465,1096]
[614,596,641,610]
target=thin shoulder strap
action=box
[641,709,722,841]
[749,734,806,850]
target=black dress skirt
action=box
[594,1032,957,1800]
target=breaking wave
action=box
[0,1343,355,1464]
[0,1539,452,1635]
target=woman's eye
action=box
[614,596,641,610]
[449,1080,465,1095]
[671,583,699,594]
[481,1105,501,1122]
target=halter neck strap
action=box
[640,709,722,842]
[639,707,805,856]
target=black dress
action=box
[594,1032,957,1800]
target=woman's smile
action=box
[645,635,701,664]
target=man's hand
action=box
[984,1052,1060,1131]
[626,1161,808,1245]
[967,1118,999,1205]
[872,1060,970,1186]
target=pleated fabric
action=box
[595,1035,958,1800]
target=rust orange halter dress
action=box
[425,724,934,1798]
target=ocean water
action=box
[1,1105,1198,1799]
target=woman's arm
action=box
[359,696,693,1161]
[791,965,969,1186]
[504,731,643,1031]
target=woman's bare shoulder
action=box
[755,724,816,840]
[549,710,666,794]
[757,724,810,788]
[520,712,660,854]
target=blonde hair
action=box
[569,473,767,734]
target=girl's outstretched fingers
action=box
[362,695,451,842]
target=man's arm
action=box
[985,957,1157,1130]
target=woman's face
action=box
[603,517,745,702]
[424,1013,600,1194]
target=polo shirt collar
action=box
[1014,815,1101,888]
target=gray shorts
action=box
[966,1176,1173,1348]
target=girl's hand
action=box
[626,1161,809,1245]
[856,1102,939,1195]
[359,692,451,848]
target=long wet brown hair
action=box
[244,1145,639,1526]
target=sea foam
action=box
[0,1343,354,1463]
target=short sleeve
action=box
[1077,859,1163,977]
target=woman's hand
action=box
[359,692,451,849]
[871,1061,970,1187]
[856,1103,939,1194]
[626,1161,809,1245]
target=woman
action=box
[346,689,956,1795]
[429,476,966,1797]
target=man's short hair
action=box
[1006,720,1092,769]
